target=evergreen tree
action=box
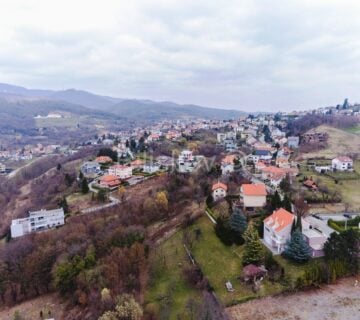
[283,230,312,263]
[78,170,84,180]
[282,194,292,212]
[270,191,282,211]
[81,178,89,194]
[324,229,360,272]
[58,197,69,214]
[242,224,264,265]
[229,207,247,235]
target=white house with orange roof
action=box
[240,184,267,209]
[221,155,236,175]
[212,182,228,201]
[263,208,295,254]
[332,156,353,171]
[108,164,132,179]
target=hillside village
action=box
[0,100,359,320]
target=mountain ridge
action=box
[0,83,247,120]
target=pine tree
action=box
[58,197,69,214]
[270,191,282,211]
[283,230,312,263]
[242,224,264,266]
[81,178,89,194]
[282,194,292,212]
[229,207,247,235]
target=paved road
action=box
[81,181,120,214]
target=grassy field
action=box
[190,218,305,306]
[302,125,360,159]
[146,216,310,315]
[344,124,360,135]
[35,117,80,128]
[66,192,95,213]
[297,160,360,211]
[145,231,201,319]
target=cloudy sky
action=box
[1,0,360,111]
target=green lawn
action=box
[297,161,360,210]
[190,217,305,306]
[144,232,201,319]
[344,124,360,135]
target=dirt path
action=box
[226,277,360,320]
[0,294,65,320]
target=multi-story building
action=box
[332,156,353,171]
[11,208,65,238]
[108,164,132,179]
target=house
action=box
[287,136,299,148]
[242,264,267,283]
[254,150,272,162]
[331,156,353,171]
[178,150,193,164]
[302,216,334,257]
[80,161,101,177]
[255,161,267,172]
[0,162,5,173]
[11,208,65,238]
[276,157,290,168]
[212,182,228,201]
[143,164,160,174]
[99,175,121,188]
[96,156,113,164]
[314,165,331,173]
[303,178,318,191]
[131,159,145,169]
[263,208,295,254]
[221,155,236,175]
[240,184,267,209]
[108,164,132,179]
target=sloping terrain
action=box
[301,125,360,159]
[227,277,360,320]
[0,83,246,126]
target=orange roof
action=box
[222,155,236,164]
[334,156,352,162]
[264,208,295,232]
[241,184,267,196]
[212,182,228,191]
[303,179,317,188]
[256,161,267,168]
[262,166,283,174]
[100,174,119,182]
[111,164,130,169]
[96,156,113,163]
[131,159,145,166]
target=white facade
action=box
[108,165,132,179]
[221,163,234,175]
[263,209,294,254]
[143,164,160,174]
[178,150,193,163]
[212,186,227,201]
[332,157,353,171]
[242,194,267,208]
[11,208,65,238]
[0,162,5,173]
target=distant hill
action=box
[0,97,121,134]
[0,83,247,123]
[301,125,360,159]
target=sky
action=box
[1,0,360,111]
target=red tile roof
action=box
[264,208,295,232]
[212,182,228,191]
[241,184,267,196]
